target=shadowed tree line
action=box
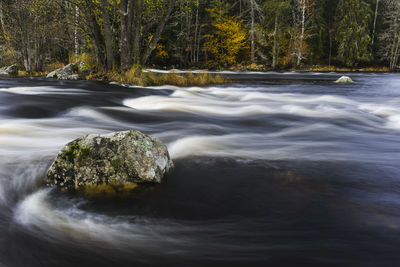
[0,0,399,72]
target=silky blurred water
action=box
[0,72,400,266]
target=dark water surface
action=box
[0,72,400,266]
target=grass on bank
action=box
[17,70,48,77]
[295,65,390,72]
[104,66,227,87]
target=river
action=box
[0,72,400,266]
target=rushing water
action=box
[0,72,400,266]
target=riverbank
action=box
[3,64,396,87]
[229,63,393,72]
[13,66,227,87]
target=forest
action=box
[0,0,399,74]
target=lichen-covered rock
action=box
[335,76,353,83]
[57,63,77,80]
[66,74,80,80]
[45,130,174,195]
[46,62,92,80]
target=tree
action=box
[141,0,176,65]
[378,0,400,70]
[119,0,134,70]
[0,0,395,71]
[100,0,114,70]
[256,0,290,69]
[371,0,380,46]
[204,8,248,67]
[335,0,372,67]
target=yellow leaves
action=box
[155,44,168,57]
[3,34,11,42]
[204,17,249,67]
[149,34,168,58]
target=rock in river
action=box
[45,130,174,195]
[335,76,353,83]
[46,62,92,80]
[0,65,18,75]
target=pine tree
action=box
[335,0,372,67]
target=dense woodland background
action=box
[0,0,399,73]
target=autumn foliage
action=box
[204,9,249,68]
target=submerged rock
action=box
[335,76,353,83]
[45,130,174,195]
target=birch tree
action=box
[291,0,314,67]
[371,0,380,46]
[256,0,290,69]
[379,0,400,70]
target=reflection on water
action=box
[0,73,400,266]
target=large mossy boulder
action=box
[45,130,174,196]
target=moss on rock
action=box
[45,130,174,197]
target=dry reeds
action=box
[109,67,227,87]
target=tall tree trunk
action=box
[74,6,79,55]
[328,31,332,67]
[23,47,31,72]
[272,14,278,69]
[34,19,42,72]
[132,0,143,64]
[120,0,131,71]
[90,13,104,67]
[196,25,201,64]
[391,34,400,70]
[184,1,193,64]
[297,0,306,67]
[16,0,31,72]
[371,0,379,46]
[141,0,176,66]
[193,1,199,64]
[100,0,114,70]
[0,2,5,35]
[250,0,255,63]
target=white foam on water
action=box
[359,103,400,130]
[167,122,366,161]
[13,189,195,249]
[66,107,119,124]
[123,86,391,130]
[0,86,88,95]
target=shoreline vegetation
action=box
[7,63,393,88]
